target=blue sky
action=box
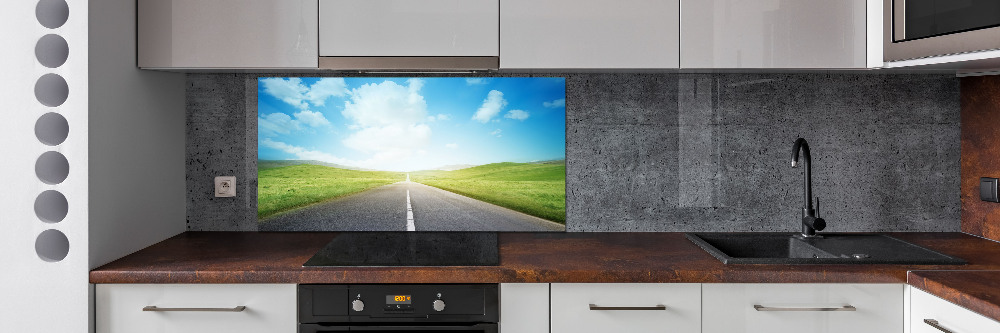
[257,77,566,172]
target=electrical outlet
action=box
[215,176,236,198]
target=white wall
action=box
[0,0,185,331]
[88,0,186,270]
[0,0,90,331]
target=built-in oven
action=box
[884,0,1000,61]
[299,284,498,333]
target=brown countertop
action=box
[90,232,1000,322]
[91,231,1000,284]
[908,270,1000,323]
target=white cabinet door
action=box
[550,283,700,333]
[501,0,680,69]
[702,283,903,333]
[96,284,297,333]
[319,0,499,57]
[681,0,869,68]
[500,284,549,333]
[911,287,1000,333]
[138,0,318,69]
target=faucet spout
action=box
[791,138,812,210]
[791,138,825,237]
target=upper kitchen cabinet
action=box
[318,0,500,70]
[500,0,680,69]
[681,0,880,69]
[138,0,318,69]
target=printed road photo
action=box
[256,77,566,231]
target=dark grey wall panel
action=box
[186,73,960,232]
[186,75,257,231]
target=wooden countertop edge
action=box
[89,269,911,284]
[908,270,1000,324]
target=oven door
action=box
[885,0,1000,61]
[300,323,498,333]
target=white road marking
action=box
[405,189,415,231]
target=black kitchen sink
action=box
[686,233,966,265]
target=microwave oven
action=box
[884,0,1000,62]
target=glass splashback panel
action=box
[256,77,566,232]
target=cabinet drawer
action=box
[680,0,868,68]
[500,0,680,69]
[96,284,296,333]
[319,0,499,57]
[550,283,700,333]
[138,0,318,68]
[702,283,902,333]
[911,288,1000,333]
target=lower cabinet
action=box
[97,282,1000,333]
[500,283,549,333]
[910,287,1000,333]
[95,284,297,333]
[550,283,702,333]
[702,284,903,333]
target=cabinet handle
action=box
[143,306,247,312]
[924,319,955,333]
[753,305,856,312]
[589,304,667,311]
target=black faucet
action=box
[791,138,826,238]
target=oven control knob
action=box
[352,299,365,312]
[432,299,446,312]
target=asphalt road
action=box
[259,181,565,231]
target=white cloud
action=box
[313,78,442,171]
[543,98,566,108]
[472,90,507,123]
[258,113,299,137]
[305,78,348,106]
[260,138,355,165]
[427,113,451,122]
[490,129,502,137]
[258,110,331,137]
[342,78,428,127]
[445,143,459,149]
[260,78,309,109]
[260,77,348,110]
[262,137,433,172]
[342,124,432,154]
[293,110,331,127]
[465,78,488,85]
[504,109,530,121]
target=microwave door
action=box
[896,0,1000,42]
[884,0,1000,61]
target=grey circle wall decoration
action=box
[35,112,69,146]
[34,73,69,107]
[35,151,69,185]
[36,0,69,29]
[35,34,69,68]
[35,229,69,262]
[34,190,68,223]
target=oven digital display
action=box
[386,295,412,304]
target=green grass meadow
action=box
[409,161,566,223]
[257,164,404,219]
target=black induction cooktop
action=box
[303,232,499,267]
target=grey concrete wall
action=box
[186,75,258,231]
[187,73,960,232]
